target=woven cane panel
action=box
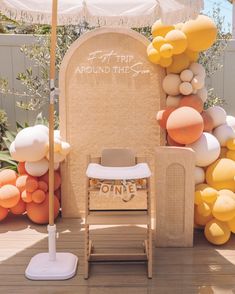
[59,28,166,217]
[166,164,185,235]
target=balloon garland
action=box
[148,15,235,245]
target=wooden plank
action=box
[86,214,149,225]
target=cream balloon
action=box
[226,115,235,129]
[191,75,205,90]
[186,132,220,167]
[25,158,49,177]
[189,63,206,78]
[206,106,227,129]
[14,127,48,162]
[179,82,193,95]
[162,74,181,96]
[60,141,71,156]
[195,166,205,185]
[180,69,193,82]
[34,124,49,135]
[166,95,182,107]
[46,151,66,163]
[197,88,208,103]
[213,124,235,147]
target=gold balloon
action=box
[167,53,190,74]
[151,20,174,37]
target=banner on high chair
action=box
[99,182,137,201]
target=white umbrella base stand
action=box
[25,225,78,280]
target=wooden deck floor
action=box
[1,215,235,294]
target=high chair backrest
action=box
[101,149,136,167]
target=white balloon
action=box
[60,141,71,156]
[25,158,49,177]
[226,115,235,129]
[9,141,22,161]
[195,166,205,185]
[187,132,220,167]
[213,124,235,147]
[206,106,227,129]
[14,127,48,162]
[34,124,49,135]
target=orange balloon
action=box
[0,185,20,208]
[10,198,26,215]
[156,107,176,129]
[21,190,33,203]
[27,193,60,224]
[0,205,8,221]
[55,189,61,201]
[38,180,48,192]
[166,106,203,144]
[201,111,214,132]
[17,162,27,175]
[32,189,46,204]
[0,169,17,187]
[167,134,185,147]
[179,95,204,113]
[16,175,38,193]
[40,171,61,191]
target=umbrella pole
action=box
[25,0,78,280]
[48,0,57,262]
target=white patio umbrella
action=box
[0,0,204,281]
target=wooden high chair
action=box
[85,149,152,279]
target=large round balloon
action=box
[14,127,48,162]
[0,205,8,221]
[206,158,235,191]
[201,111,214,132]
[156,107,176,129]
[26,193,60,224]
[186,133,220,167]
[166,107,204,144]
[182,15,217,52]
[39,171,61,191]
[10,198,26,215]
[165,30,187,55]
[204,219,231,245]
[162,74,181,96]
[0,185,20,208]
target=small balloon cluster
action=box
[0,125,71,224]
[147,15,217,72]
[148,15,235,245]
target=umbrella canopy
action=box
[0,0,204,27]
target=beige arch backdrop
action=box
[59,27,166,218]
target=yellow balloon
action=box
[151,20,174,37]
[160,43,173,58]
[204,219,231,245]
[194,207,213,226]
[197,202,211,217]
[167,53,190,74]
[201,187,218,204]
[226,138,235,150]
[165,29,187,55]
[159,57,172,68]
[182,15,217,52]
[226,150,235,161]
[195,183,209,191]
[212,195,235,221]
[227,216,235,233]
[147,47,160,64]
[174,23,184,30]
[206,158,235,191]
[152,36,165,50]
[185,48,199,62]
[195,190,203,205]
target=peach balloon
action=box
[26,193,60,224]
[16,175,38,193]
[38,181,48,192]
[156,107,176,129]
[32,189,46,204]
[21,190,33,203]
[166,107,204,144]
[167,135,184,147]
[0,205,8,221]
[10,198,26,215]
[179,95,203,113]
[0,185,20,208]
[0,169,17,187]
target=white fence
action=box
[0,34,235,130]
[0,34,47,130]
